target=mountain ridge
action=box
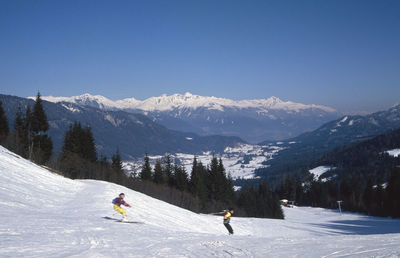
[0,94,245,159]
[36,93,341,143]
[255,103,400,185]
[35,92,337,113]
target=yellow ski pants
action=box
[113,204,126,217]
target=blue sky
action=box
[0,0,399,114]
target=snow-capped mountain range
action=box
[40,92,336,113]
[39,93,341,143]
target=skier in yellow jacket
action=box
[213,208,234,235]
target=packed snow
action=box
[1,145,400,257]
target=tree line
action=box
[277,168,400,218]
[0,94,283,219]
[277,128,400,218]
[0,93,52,164]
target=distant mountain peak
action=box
[38,92,336,113]
[22,92,341,143]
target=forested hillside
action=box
[257,105,400,185]
[278,128,400,218]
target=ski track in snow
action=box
[1,145,400,257]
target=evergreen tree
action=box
[385,168,400,218]
[374,179,386,216]
[0,100,9,142]
[294,177,304,204]
[31,92,49,134]
[237,185,257,216]
[279,173,296,201]
[362,179,375,215]
[140,154,152,180]
[111,148,123,172]
[189,156,199,194]
[12,106,28,155]
[189,157,208,205]
[207,155,220,200]
[153,159,164,184]
[59,121,98,179]
[81,125,97,162]
[32,134,53,164]
[237,182,284,219]
[24,105,33,159]
[257,182,284,219]
[189,157,202,195]
[29,93,52,164]
[174,164,188,191]
[225,172,236,204]
[164,154,175,187]
[207,156,234,203]
[99,154,110,167]
[61,122,96,162]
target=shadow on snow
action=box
[309,217,400,235]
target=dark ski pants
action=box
[224,222,234,234]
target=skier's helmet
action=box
[119,193,125,198]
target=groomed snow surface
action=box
[1,146,400,257]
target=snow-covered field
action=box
[387,148,400,158]
[309,166,337,182]
[1,145,400,257]
[124,143,284,180]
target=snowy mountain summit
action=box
[39,93,341,143]
[40,92,335,113]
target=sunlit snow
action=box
[0,147,400,257]
[309,166,337,182]
[1,145,400,257]
[124,143,284,180]
[387,148,400,158]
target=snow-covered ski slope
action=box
[1,145,400,257]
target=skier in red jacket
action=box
[112,193,131,221]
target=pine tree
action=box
[237,185,258,216]
[29,93,52,164]
[140,154,152,180]
[12,106,28,155]
[164,154,175,187]
[189,157,208,205]
[81,125,97,162]
[207,155,220,200]
[374,179,386,216]
[61,122,96,162]
[111,148,123,172]
[24,105,33,159]
[59,121,98,179]
[218,157,235,203]
[31,92,49,134]
[153,159,164,184]
[279,174,296,201]
[174,164,188,191]
[207,156,233,202]
[0,100,9,142]
[362,179,374,215]
[385,168,400,218]
[189,157,201,195]
[99,154,110,167]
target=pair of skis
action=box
[103,216,144,224]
